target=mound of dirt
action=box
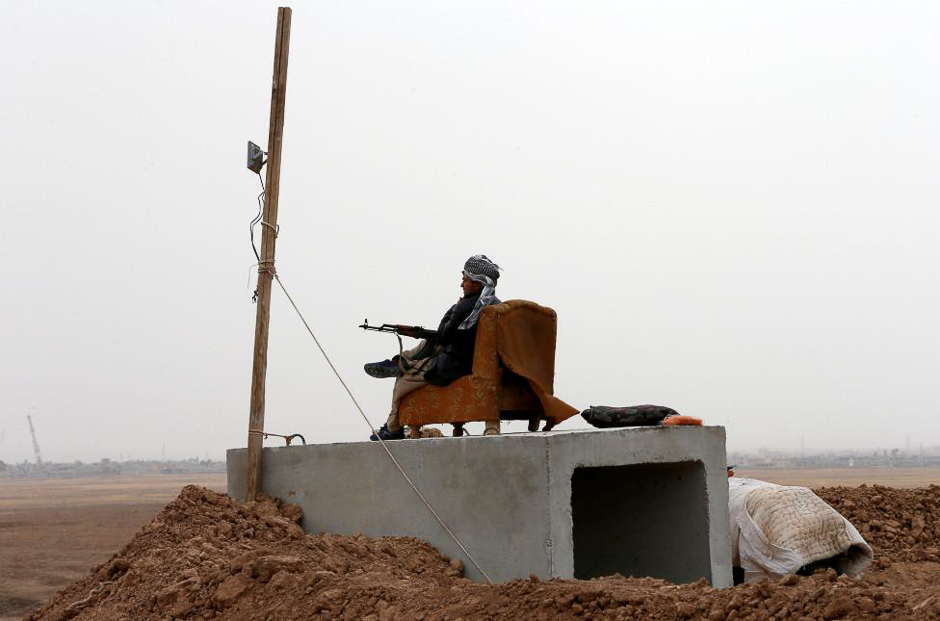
[26,484,940,620]
[816,484,940,565]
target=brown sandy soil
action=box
[14,470,940,620]
[735,467,940,488]
[0,474,225,621]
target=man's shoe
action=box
[364,358,403,379]
[369,424,405,441]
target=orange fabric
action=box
[493,302,578,426]
[662,415,703,426]
[399,300,578,428]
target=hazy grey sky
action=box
[2,1,938,463]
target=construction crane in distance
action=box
[27,415,43,466]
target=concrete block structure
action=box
[227,426,732,587]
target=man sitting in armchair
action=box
[365,255,503,441]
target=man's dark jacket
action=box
[423,292,482,386]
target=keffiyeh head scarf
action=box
[459,254,502,330]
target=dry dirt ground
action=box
[5,469,940,620]
[0,474,225,621]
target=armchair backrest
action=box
[472,300,558,393]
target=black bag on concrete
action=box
[580,405,678,428]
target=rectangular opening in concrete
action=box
[571,460,711,584]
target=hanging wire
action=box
[249,173,265,264]
[267,267,495,585]
[244,174,493,582]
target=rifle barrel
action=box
[358,321,437,338]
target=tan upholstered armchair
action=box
[399,300,577,435]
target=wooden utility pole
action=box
[246,7,292,501]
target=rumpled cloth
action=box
[729,477,873,582]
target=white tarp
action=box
[729,477,873,583]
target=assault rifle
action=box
[359,320,438,340]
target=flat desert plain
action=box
[0,474,226,621]
[735,467,940,488]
